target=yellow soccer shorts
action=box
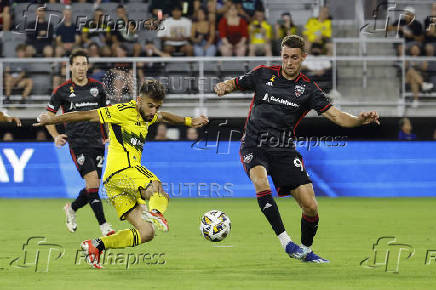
[103,166,160,220]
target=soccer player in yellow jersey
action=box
[34,80,209,268]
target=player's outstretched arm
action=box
[0,111,21,126]
[158,111,209,128]
[33,110,100,127]
[214,79,237,96]
[322,106,380,128]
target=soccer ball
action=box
[200,210,231,242]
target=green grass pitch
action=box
[0,198,435,290]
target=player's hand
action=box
[358,111,380,125]
[33,113,54,127]
[214,81,232,97]
[54,134,68,147]
[6,116,22,127]
[192,115,209,128]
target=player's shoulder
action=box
[251,65,281,77]
[52,79,73,95]
[88,78,104,88]
[296,73,322,89]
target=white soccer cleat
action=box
[100,223,115,236]
[142,209,169,232]
[64,203,77,232]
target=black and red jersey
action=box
[47,78,108,150]
[236,65,332,150]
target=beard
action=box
[139,108,153,122]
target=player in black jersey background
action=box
[45,49,115,236]
[215,35,380,263]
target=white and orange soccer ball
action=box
[200,210,231,242]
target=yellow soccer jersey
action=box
[97,100,158,180]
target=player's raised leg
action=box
[250,165,304,259]
[291,183,329,263]
[140,180,169,232]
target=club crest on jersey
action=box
[243,153,253,163]
[90,87,99,97]
[77,154,85,166]
[295,85,305,97]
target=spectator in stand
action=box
[303,6,332,55]
[55,6,80,55]
[248,9,272,56]
[149,0,173,18]
[218,3,248,56]
[192,8,216,56]
[302,46,332,81]
[211,0,232,25]
[2,132,14,141]
[154,123,171,141]
[1,0,11,31]
[406,45,433,108]
[112,21,141,57]
[100,45,112,57]
[81,8,112,48]
[4,44,33,105]
[157,5,193,56]
[424,3,436,56]
[390,7,423,56]
[36,130,49,141]
[26,5,55,56]
[398,117,416,140]
[186,127,199,141]
[273,12,298,55]
[137,41,170,81]
[234,0,264,22]
[116,4,129,26]
[52,46,67,91]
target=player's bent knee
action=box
[302,202,318,216]
[137,222,155,243]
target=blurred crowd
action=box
[0,0,334,103]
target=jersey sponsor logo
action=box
[75,102,99,108]
[295,85,305,97]
[262,93,299,107]
[77,154,85,166]
[243,153,253,163]
[90,87,99,97]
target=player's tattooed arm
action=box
[33,110,100,127]
[158,111,209,128]
[322,106,380,128]
[214,79,237,96]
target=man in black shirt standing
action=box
[45,49,115,237]
[215,35,379,263]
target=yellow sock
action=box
[100,229,141,249]
[149,192,168,213]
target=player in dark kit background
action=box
[215,35,380,263]
[45,49,115,236]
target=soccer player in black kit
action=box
[45,49,115,236]
[215,35,380,263]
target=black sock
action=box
[301,214,319,247]
[95,238,105,252]
[87,188,107,225]
[256,190,286,236]
[71,188,88,212]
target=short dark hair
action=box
[281,35,305,52]
[69,48,89,65]
[399,117,410,129]
[140,79,166,101]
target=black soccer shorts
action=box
[69,146,105,179]
[240,147,312,196]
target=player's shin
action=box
[87,188,107,225]
[301,214,319,248]
[71,188,88,211]
[256,190,290,249]
[97,228,141,250]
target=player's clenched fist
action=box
[192,115,209,128]
[214,81,234,96]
